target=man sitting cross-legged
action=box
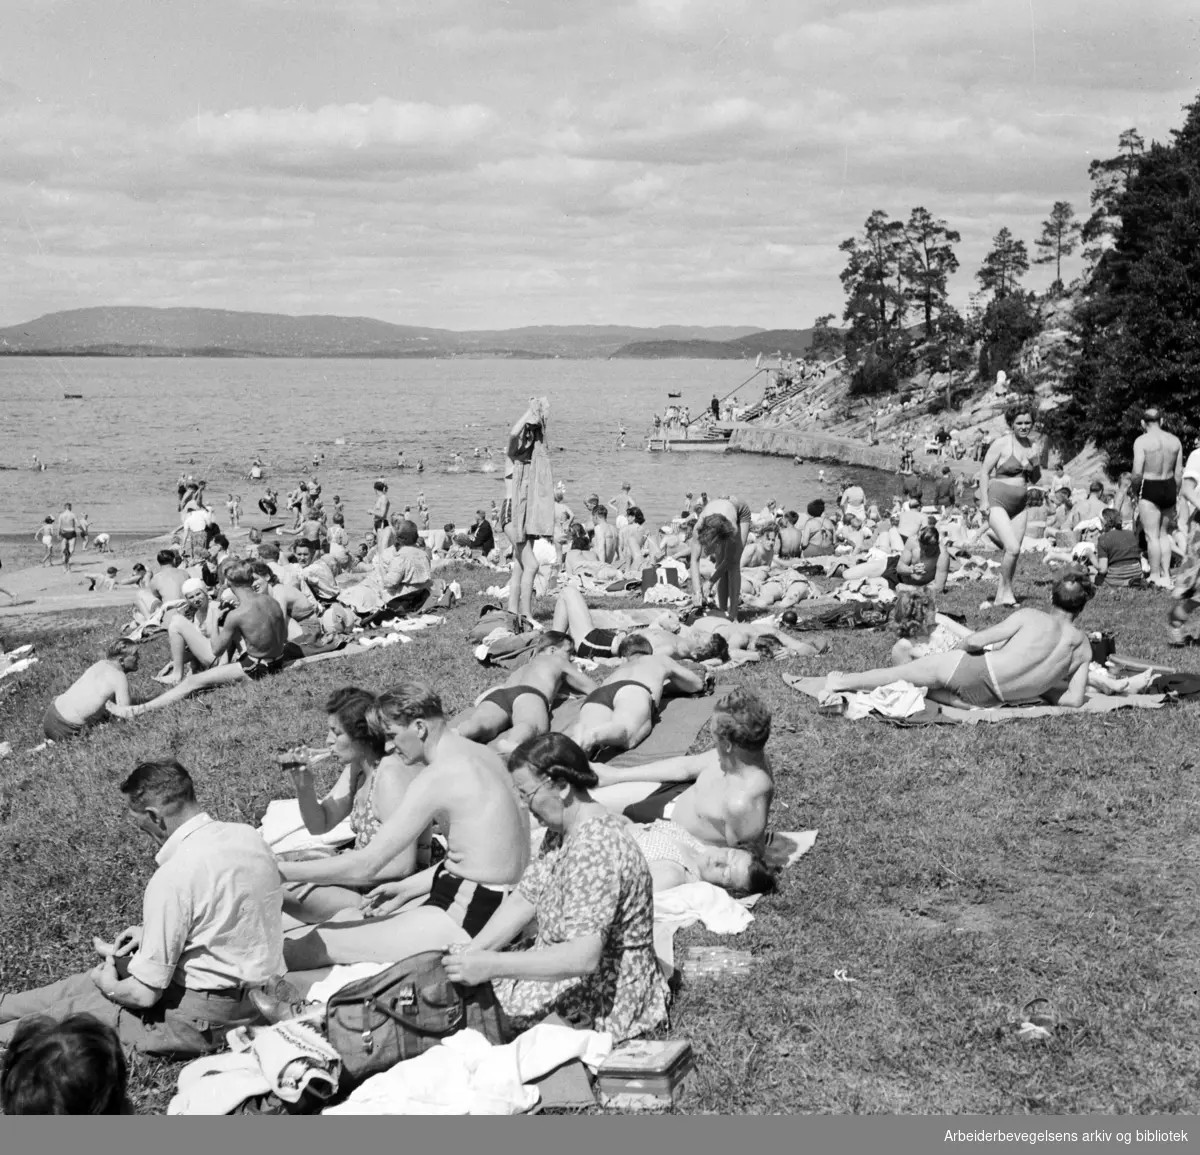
[0,760,283,1056]
[108,561,291,719]
[591,685,774,850]
[822,574,1095,709]
[279,682,530,967]
[563,635,708,759]
[451,632,597,754]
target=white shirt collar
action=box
[155,812,214,867]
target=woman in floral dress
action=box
[443,733,668,1043]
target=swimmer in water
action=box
[416,460,424,473]
[397,449,406,469]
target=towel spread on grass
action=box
[323,1023,613,1116]
[782,673,1166,724]
[550,683,732,765]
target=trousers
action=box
[0,971,260,1056]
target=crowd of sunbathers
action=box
[9,401,1200,1113]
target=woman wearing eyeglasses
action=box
[441,733,668,1043]
[978,404,1041,606]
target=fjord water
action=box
[1,356,886,537]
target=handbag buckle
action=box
[361,1029,374,1054]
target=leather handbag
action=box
[325,950,509,1088]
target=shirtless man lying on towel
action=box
[822,574,1094,709]
[451,632,597,754]
[592,686,774,851]
[108,562,291,719]
[562,636,708,758]
[43,638,140,741]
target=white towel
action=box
[652,881,760,971]
[323,1024,613,1116]
[841,680,927,720]
[259,798,355,856]
[168,1052,270,1115]
[304,962,390,1006]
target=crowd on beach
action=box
[4,396,1200,1114]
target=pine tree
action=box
[1082,128,1145,268]
[838,210,905,356]
[976,228,1030,299]
[899,207,960,335]
[1033,202,1082,294]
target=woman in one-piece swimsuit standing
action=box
[978,405,1041,607]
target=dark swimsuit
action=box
[582,679,656,711]
[480,684,551,721]
[989,448,1034,517]
[1140,478,1178,510]
[577,627,621,659]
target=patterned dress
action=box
[494,811,668,1043]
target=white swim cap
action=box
[181,578,206,596]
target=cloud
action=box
[183,98,499,173]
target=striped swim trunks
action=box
[422,863,511,937]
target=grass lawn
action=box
[2,560,1198,1114]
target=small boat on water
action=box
[667,391,682,398]
[63,393,84,399]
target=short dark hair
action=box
[617,633,654,658]
[119,759,196,813]
[806,499,825,517]
[1100,508,1122,533]
[689,633,729,663]
[536,630,575,655]
[325,686,384,759]
[1005,404,1035,428]
[225,561,255,587]
[713,687,771,750]
[916,525,940,555]
[296,539,319,554]
[742,852,779,897]
[395,520,420,546]
[212,534,229,551]
[257,540,280,561]
[369,681,444,735]
[0,1014,130,1115]
[629,507,645,525]
[106,637,138,660]
[785,510,799,525]
[508,732,598,790]
[594,505,608,520]
[1051,573,1094,614]
[156,549,176,566]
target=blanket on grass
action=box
[782,673,1166,724]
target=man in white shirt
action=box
[0,760,283,1055]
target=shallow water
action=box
[1,356,890,538]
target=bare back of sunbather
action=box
[226,590,289,661]
[54,660,130,725]
[979,608,1090,701]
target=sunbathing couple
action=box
[824,574,1097,708]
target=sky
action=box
[0,0,1196,330]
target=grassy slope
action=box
[1,561,1198,1115]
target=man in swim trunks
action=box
[56,503,78,572]
[822,574,1094,709]
[591,505,618,564]
[452,633,596,753]
[280,681,530,966]
[563,637,708,757]
[592,686,775,851]
[108,562,291,719]
[777,511,804,558]
[43,639,140,741]
[1132,408,1183,587]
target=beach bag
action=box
[467,604,510,643]
[478,631,545,669]
[325,950,509,1088]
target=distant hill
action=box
[612,328,818,360]
[0,307,764,359]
